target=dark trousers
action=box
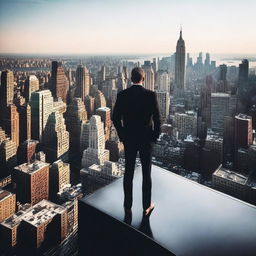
[123,139,153,210]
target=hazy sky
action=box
[0,0,255,54]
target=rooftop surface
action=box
[211,92,230,97]
[80,165,256,256]
[96,107,111,111]
[235,113,252,121]
[213,166,248,185]
[21,200,65,227]
[0,189,12,201]
[206,134,223,142]
[14,160,49,175]
[1,204,31,228]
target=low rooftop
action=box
[58,183,83,200]
[21,200,65,227]
[0,189,13,202]
[213,166,248,185]
[235,113,252,121]
[96,107,110,111]
[206,134,223,142]
[211,92,229,97]
[1,204,31,228]
[14,160,49,175]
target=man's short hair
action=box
[131,67,144,83]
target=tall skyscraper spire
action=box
[174,28,186,96]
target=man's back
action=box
[112,84,161,143]
[112,67,160,215]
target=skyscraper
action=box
[102,79,116,107]
[65,98,87,150]
[204,134,223,162]
[205,53,210,66]
[17,103,31,144]
[174,28,186,95]
[17,139,39,164]
[152,58,158,75]
[49,160,70,197]
[186,53,193,68]
[95,90,107,109]
[201,75,216,127]
[24,75,39,102]
[156,71,170,92]
[82,115,109,168]
[238,59,249,82]
[43,111,69,162]
[30,90,54,141]
[174,111,197,139]
[156,91,170,123]
[143,61,155,91]
[80,121,90,153]
[0,70,14,108]
[210,93,230,134]
[0,127,17,177]
[75,65,90,101]
[234,114,253,149]
[98,66,106,83]
[0,189,16,222]
[13,160,49,205]
[85,95,95,119]
[1,104,20,148]
[50,61,68,103]
[96,107,112,141]
[219,64,227,81]
[117,72,126,92]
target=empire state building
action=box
[174,28,186,96]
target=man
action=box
[112,67,161,216]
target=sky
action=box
[0,0,255,55]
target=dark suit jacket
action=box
[111,84,161,143]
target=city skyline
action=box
[0,0,256,54]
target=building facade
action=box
[13,161,49,205]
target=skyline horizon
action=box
[1,52,256,57]
[0,0,255,55]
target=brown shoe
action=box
[143,203,155,216]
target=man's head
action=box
[131,67,145,84]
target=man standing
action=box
[112,67,161,216]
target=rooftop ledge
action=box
[78,165,256,256]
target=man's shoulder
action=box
[117,86,154,96]
[117,88,128,97]
[142,88,156,99]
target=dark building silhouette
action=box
[219,64,227,81]
[0,70,14,108]
[17,139,39,164]
[75,65,90,101]
[239,59,249,82]
[65,98,87,150]
[200,75,216,127]
[85,95,95,119]
[217,64,228,92]
[0,104,19,148]
[17,103,31,144]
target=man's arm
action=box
[152,92,161,142]
[111,92,125,142]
